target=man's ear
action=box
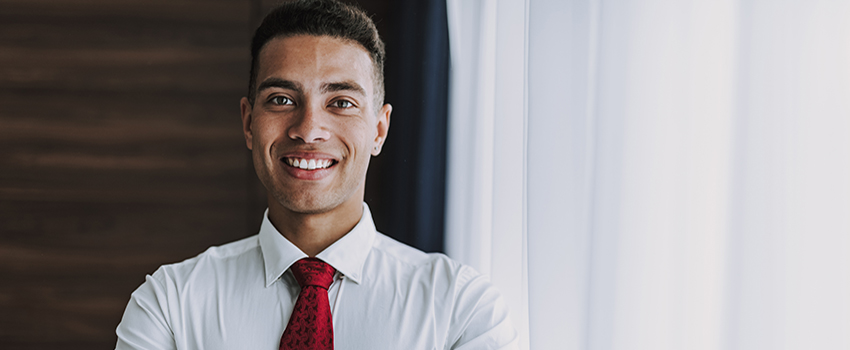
[372,103,392,156]
[240,97,254,150]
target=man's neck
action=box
[266,198,363,257]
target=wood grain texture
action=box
[0,0,257,348]
[0,0,396,349]
[0,0,393,348]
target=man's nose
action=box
[287,104,331,143]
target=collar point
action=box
[264,275,279,288]
[346,274,362,284]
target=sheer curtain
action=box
[445,1,850,349]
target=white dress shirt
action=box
[115,204,518,349]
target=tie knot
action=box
[290,258,335,289]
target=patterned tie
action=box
[280,258,336,350]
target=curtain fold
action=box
[446,0,531,347]
[446,0,850,349]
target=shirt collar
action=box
[259,203,376,287]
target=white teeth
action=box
[287,157,332,170]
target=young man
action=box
[115,1,517,349]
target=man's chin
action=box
[273,194,340,215]
[284,205,334,215]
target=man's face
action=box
[240,35,391,215]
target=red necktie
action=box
[280,258,336,350]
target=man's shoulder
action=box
[150,234,261,283]
[371,231,456,266]
[364,232,517,348]
[368,232,480,284]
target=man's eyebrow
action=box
[257,78,303,93]
[322,81,366,96]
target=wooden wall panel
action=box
[0,0,259,348]
[0,0,393,348]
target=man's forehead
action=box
[258,35,372,70]
[255,35,375,89]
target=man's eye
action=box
[269,96,294,105]
[331,100,354,108]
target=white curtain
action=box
[445,1,850,350]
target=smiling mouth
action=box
[284,157,336,170]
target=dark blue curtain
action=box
[364,0,450,253]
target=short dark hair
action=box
[247,0,386,108]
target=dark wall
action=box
[0,0,395,348]
[366,0,449,253]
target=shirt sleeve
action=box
[448,266,520,350]
[115,268,178,350]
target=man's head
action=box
[240,0,391,217]
[247,0,386,109]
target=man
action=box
[115,0,517,349]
